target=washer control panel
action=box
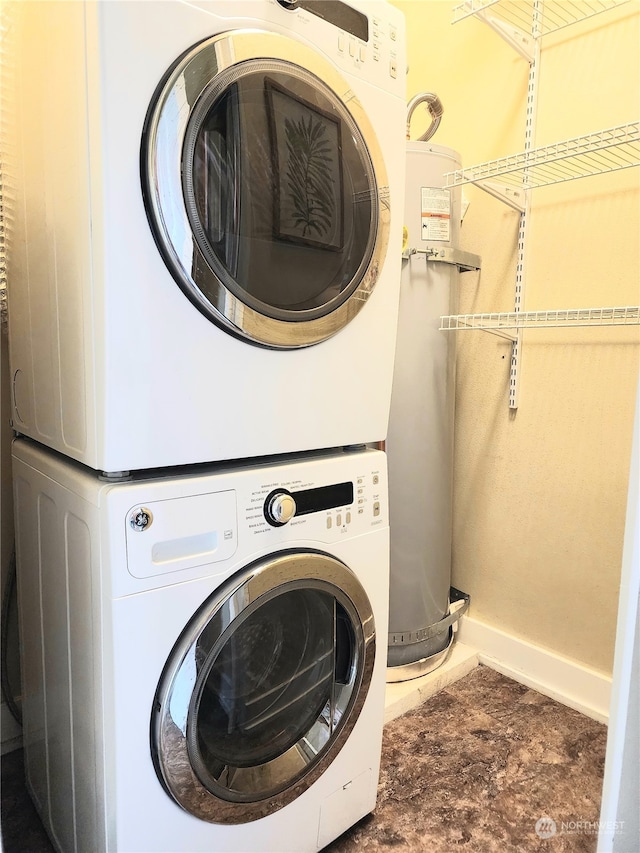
[244,456,386,538]
[264,481,354,527]
[113,447,387,594]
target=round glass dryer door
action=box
[151,551,376,824]
[142,30,390,348]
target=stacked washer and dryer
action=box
[6,1,406,852]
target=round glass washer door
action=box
[141,30,390,348]
[151,550,376,824]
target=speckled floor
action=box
[327,665,609,853]
[1,665,609,853]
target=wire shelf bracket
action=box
[475,9,535,61]
[476,180,527,212]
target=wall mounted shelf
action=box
[452,0,630,58]
[446,0,639,408]
[440,306,640,341]
[443,123,640,210]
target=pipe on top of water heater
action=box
[406,92,443,142]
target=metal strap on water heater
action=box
[403,245,481,272]
[388,587,470,647]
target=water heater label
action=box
[421,187,451,241]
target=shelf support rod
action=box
[510,3,542,409]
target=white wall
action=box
[598,380,640,851]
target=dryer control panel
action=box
[270,0,405,91]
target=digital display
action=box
[298,0,369,42]
[294,482,354,515]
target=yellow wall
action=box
[393,0,640,675]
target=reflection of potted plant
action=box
[284,114,335,240]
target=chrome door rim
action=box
[151,550,376,824]
[141,29,391,348]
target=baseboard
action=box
[384,640,479,724]
[456,615,612,724]
[1,700,22,755]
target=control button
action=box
[338,33,346,52]
[357,488,363,495]
[373,501,381,517]
[390,25,397,41]
[358,508,364,515]
[336,513,342,526]
[349,39,356,57]
[373,474,379,485]
[346,511,352,524]
[359,45,366,62]
[389,59,397,78]
[327,516,333,529]
[358,498,364,505]
[357,477,363,485]
[264,490,297,526]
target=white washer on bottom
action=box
[13,439,389,853]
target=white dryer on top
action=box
[7,0,406,473]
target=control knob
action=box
[265,490,297,526]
